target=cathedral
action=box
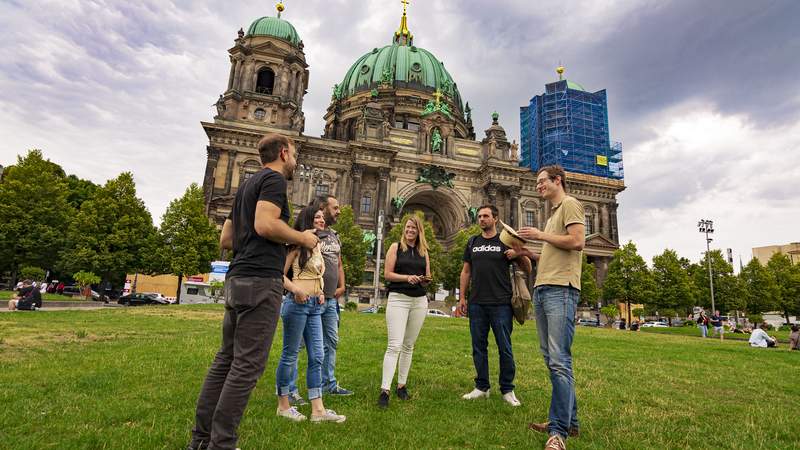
[201,2,625,293]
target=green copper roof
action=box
[339,44,462,108]
[246,16,300,45]
[566,80,586,91]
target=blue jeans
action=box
[699,324,708,337]
[288,298,340,394]
[468,302,515,394]
[534,285,580,439]
[276,294,325,400]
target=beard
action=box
[325,212,337,226]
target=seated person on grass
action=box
[7,280,42,311]
[748,323,777,348]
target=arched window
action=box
[256,68,275,94]
[526,210,536,227]
[361,195,372,215]
[584,207,595,235]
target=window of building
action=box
[361,195,372,215]
[256,68,275,94]
[526,210,536,227]
[242,171,257,183]
[407,121,420,131]
[254,108,266,120]
[315,184,329,198]
[585,214,594,235]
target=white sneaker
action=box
[310,409,346,423]
[276,406,307,422]
[462,388,490,400]
[502,391,521,406]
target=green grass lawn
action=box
[639,324,792,343]
[1,306,798,450]
[0,290,89,302]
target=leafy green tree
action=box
[331,206,369,296]
[60,172,158,286]
[766,253,800,325]
[691,250,740,313]
[0,150,70,282]
[73,270,100,300]
[441,224,481,294]
[158,183,220,303]
[651,249,695,324]
[19,266,46,282]
[580,254,600,306]
[738,258,778,316]
[600,304,619,326]
[383,211,445,295]
[603,241,654,328]
[64,175,99,210]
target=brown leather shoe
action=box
[528,422,579,437]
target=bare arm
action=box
[518,223,585,251]
[513,255,533,274]
[458,262,471,316]
[334,256,345,299]
[282,249,308,303]
[254,200,318,248]
[220,219,234,250]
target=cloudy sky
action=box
[1,0,798,266]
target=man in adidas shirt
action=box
[458,204,530,407]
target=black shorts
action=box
[16,300,36,310]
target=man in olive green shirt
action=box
[518,164,585,450]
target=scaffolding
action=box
[520,79,623,180]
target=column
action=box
[233,57,244,91]
[600,203,610,237]
[485,183,498,205]
[610,203,619,243]
[335,168,346,200]
[350,164,364,216]
[223,149,238,194]
[227,57,236,91]
[203,147,221,210]
[376,167,390,229]
[508,186,520,228]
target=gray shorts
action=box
[713,326,724,334]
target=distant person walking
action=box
[788,324,799,351]
[378,215,431,408]
[518,165,585,450]
[709,310,724,340]
[187,134,319,450]
[697,311,709,338]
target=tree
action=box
[158,183,220,303]
[60,172,158,285]
[440,224,480,294]
[651,249,694,324]
[0,150,70,282]
[690,250,740,313]
[603,241,654,329]
[73,270,100,300]
[383,211,445,295]
[331,206,369,296]
[600,304,619,326]
[64,175,99,210]
[738,258,778,317]
[580,254,600,306]
[766,253,800,325]
[19,266,46,282]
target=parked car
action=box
[427,309,450,318]
[641,321,669,328]
[577,318,600,327]
[117,293,170,306]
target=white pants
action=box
[381,292,427,390]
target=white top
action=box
[748,329,773,348]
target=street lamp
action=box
[298,164,324,205]
[698,219,716,314]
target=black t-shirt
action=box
[710,315,722,327]
[226,167,290,279]
[387,243,427,297]
[463,233,512,304]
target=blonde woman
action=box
[378,215,431,408]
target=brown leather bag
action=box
[510,260,532,325]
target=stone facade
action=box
[201,14,626,293]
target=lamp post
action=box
[698,219,716,314]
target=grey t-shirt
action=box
[319,229,341,299]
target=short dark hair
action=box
[537,164,568,192]
[257,133,293,164]
[311,194,336,210]
[477,204,498,218]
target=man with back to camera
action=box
[458,204,531,407]
[516,165,585,450]
[187,134,319,450]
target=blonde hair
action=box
[399,215,429,257]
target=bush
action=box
[345,301,358,312]
[378,305,386,314]
[747,314,763,325]
[20,266,46,282]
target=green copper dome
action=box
[246,16,300,45]
[338,44,462,109]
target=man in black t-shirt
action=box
[458,205,530,407]
[188,134,319,450]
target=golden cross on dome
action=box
[401,0,410,14]
[432,89,443,105]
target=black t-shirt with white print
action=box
[462,232,512,305]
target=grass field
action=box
[0,290,89,302]
[1,305,798,450]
